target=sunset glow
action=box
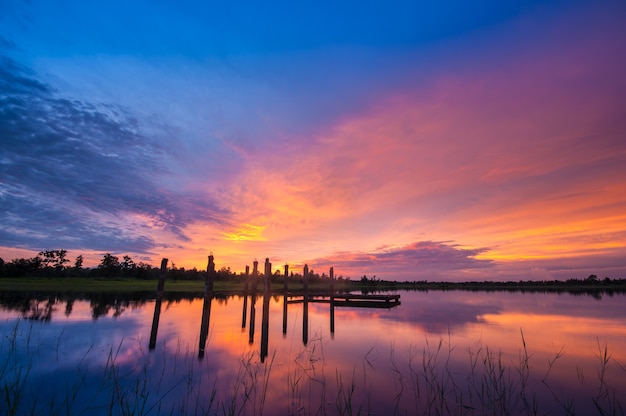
[1,1,625,280]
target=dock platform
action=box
[332,294,401,308]
[288,293,401,308]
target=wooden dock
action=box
[288,293,401,309]
[333,294,401,308]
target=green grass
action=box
[0,277,204,293]
[0,277,355,295]
[2,275,625,297]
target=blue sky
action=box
[2,0,626,280]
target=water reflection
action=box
[1,290,625,415]
[161,276,393,364]
[148,297,162,350]
[149,258,168,350]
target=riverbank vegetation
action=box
[1,250,625,295]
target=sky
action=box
[1,0,625,281]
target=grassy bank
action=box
[0,277,352,295]
[1,276,625,296]
[0,277,205,293]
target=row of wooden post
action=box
[149,255,336,361]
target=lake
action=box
[1,289,624,415]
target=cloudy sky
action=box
[1,0,625,281]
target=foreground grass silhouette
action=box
[1,320,624,416]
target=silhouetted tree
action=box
[121,255,136,277]
[98,253,121,277]
[74,255,83,269]
[38,250,69,271]
[5,256,42,277]
[35,250,70,277]
[135,262,157,279]
[216,266,233,280]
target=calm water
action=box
[1,290,625,415]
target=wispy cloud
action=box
[1,1,625,279]
[0,56,226,253]
[308,241,492,280]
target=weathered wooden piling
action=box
[149,258,168,349]
[157,258,168,299]
[282,264,289,335]
[198,255,215,358]
[303,264,309,346]
[251,260,259,297]
[249,260,259,344]
[204,254,215,296]
[283,264,289,291]
[242,265,249,329]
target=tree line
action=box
[0,250,343,283]
[0,250,191,280]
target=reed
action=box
[1,320,624,415]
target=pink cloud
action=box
[308,241,492,281]
[125,4,626,281]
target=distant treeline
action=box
[0,250,341,283]
[1,251,624,293]
[356,274,626,295]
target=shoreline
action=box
[1,276,625,296]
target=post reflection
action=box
[149,258,168,350]
[282,264,289,336]
[330,267,335,338]
[145,260,400,364]
[249,260,258,344]
[148,298,162,350]
[260,258,271,362]
[3,290,626,415]
[303,264,309,346]
[198,296,213,359]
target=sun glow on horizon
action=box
[223,223,267,241]
[1,1,625,281]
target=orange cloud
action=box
[130,9,626,279]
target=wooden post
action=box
[251,260,258,301]
[249,260,258,344]
[283,264,289,291]
[264,258,272,295]
[242,265,249,329]
[244,265,250,293]
[205,254,215,295]
[156,258,168,299]
[149,258,168,349]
